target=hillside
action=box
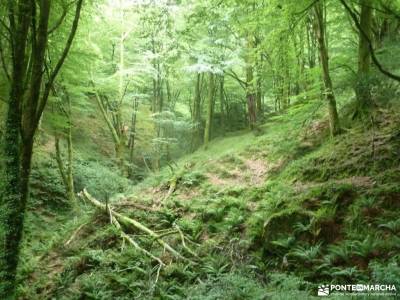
[18,99,400,299]
[2,1,400,299]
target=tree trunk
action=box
[191,73,202,151]
[66,120,76,209]
[313,1,340,136]
[54,92,78,211]
[55,137,68,191]
[0,1,31,296]
[1,0,83,295]
[153,68,163,171]
[255,57,263,117]
[93,89,124,168]
[355,0,373,115]
[0,106,24,298]
[219,76,225,136]
[204,73,215,149]
[129,97,138,164]
[254,37,263,117]
[246,35,257,130]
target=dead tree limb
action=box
[108,205,165,266]
[78,189,196,264]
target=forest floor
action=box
[18,98,400,299]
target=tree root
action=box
[78,189,197,265]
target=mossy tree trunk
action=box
[307,14,317,69]
[128,97,139,164]
[191,73,202,151]
[219,75,226,136]
[92,89,126,170]
[313,1,340,136]
[55,89,78,211]
[246,35,257,130]
[204,73,215,149]
[355,0,373,116]
[0,1,83,297]
[254,36,263,117]
[0,2,34,296]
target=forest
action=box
[0,0,400,299]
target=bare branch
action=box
[340,0,400,82]
[48,1,77,34]
[0,18,11,37]
[224,69,247,89]
[37,0,84,124]
[0,38,11,82]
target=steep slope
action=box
[18,98,400,299]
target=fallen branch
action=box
[108,206,165,266]
[78,189,196,264]
[174,224,198,258]
[163,175,178,202]
[116,201,160,212]
[64,223,87,246]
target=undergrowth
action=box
[18,99,400,299]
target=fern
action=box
[289,243,322,262]
[270,236,295,249]
[331,266,360,279]
[378,219,400,233]
[293,222,310,234]
[327,242,352,262]
[352,235,379,258]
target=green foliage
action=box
[264,273,312,300]
[74,159,132,199]
[370,260,400,288]
[30,152,68,207]
[378,219,400,234]
[180,171,206,187]
[188,272,267,300]
[3,0,400,298]
[289,243,322,263]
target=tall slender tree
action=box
[245,35,257,130]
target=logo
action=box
[318,285,330,296]
[317,283,397,297]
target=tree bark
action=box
[92,88,125,170]
[313,1,340,136]
[0,1,32,296]
[54,91,78,211]
[246,35,257,130]
[203,73,215,149]
[355,0,373,114]
[0,1,83,296]
[128,97,138,164]
[55,137,68,190]
[219,76,225,136]
[191,73,202,151]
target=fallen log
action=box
[108,206,165,266]
[116,201,160,212]
[78,189,195,264]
